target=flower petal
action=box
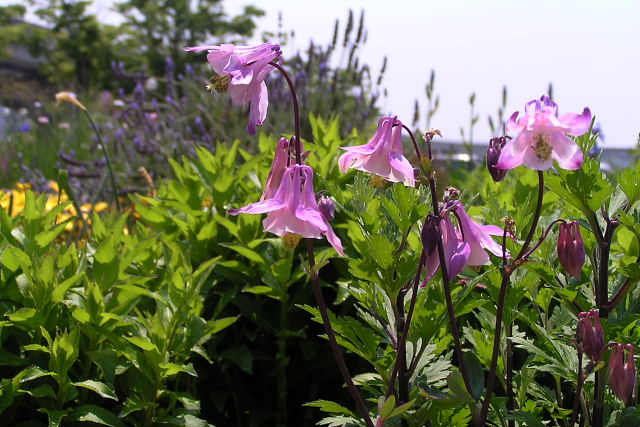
[549,133,584,170]
[559,108,592,136]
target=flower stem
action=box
[570,350,585,427]
[480,170,544,425]
[385,249,427,399]
[604,255,640,315]
[82,110,121,212]
[270,59,372,427]
[269,61,302,164]
[306,240,374,427]
[592,217,618,427]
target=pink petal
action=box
[495,138,525,170]
[229,198,284,215]
[246,81,268,135]
[388,152,416,187]
[559,108,592,136]
[505,111,523,135]
[324,225,345,256]
[549,133,584,170]
[521,145,554,170]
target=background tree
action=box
[114,0,264,76]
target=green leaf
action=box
[35,220,71,248]
[219,243,265,264]
[367,234,394,270]
[159,362,197,377]
[207,316,240,335]
[463,351,484,401]
[446,369,474,404]
[68,405,127,427]
[73,380,118,400]
[379,395,396,419]
[2,247,31,272]
[125,336,158,352]
[305,400,355,417]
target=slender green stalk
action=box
[480,171,544,425]
[82,110,121,212]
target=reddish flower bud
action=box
[578,310,604,360]
[609,343,636,405]
[318,196,335,221]
[557,221,585,280]
[486,137,508,182]
[421,214,440,255]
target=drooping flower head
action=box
[185,42,282,135]
[421,201,505,285]
[261,137,291,201]
[495,95,591,170]
[557,221,585,280]
[229,164,344,255]
[578,310,605,361]
[609,343,636,405]
[338,116,415,187]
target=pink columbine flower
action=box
[185,42,282,135]
[422,201,504,284]
[557,221,585,280]
[451,201,505,265]
[261,137,291,201]
[495,95,591,170]
[338,116,415,187]
[229,164,344,255]
[578,310,604,361]
[609,343,636,405]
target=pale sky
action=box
[11,0,640,148]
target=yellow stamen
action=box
[283,233,302,250]
[533,134,552,161]
[206,74,230,94]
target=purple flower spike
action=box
[558,221,585,280]
[338,116,415,187]
[609,343,636,405]
[185,42,282,135]
[229,165,344,255]
[578,310,604,360]
[496,95,591,171]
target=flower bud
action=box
[557,221,585,280]
[421,214,440,255]
[318,196,335,221]
[609,343,636,405]
[487,137,508,182]
[578,310,604,360]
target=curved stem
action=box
[604,254,640,315]
[402,124,430,178]
[515,171,544,261]
[521,218,567,260]
[306,240,374,427]
[268,62,372,427]
[427,176,475,414]
[269,61,302,163]
[82,110,121,212]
